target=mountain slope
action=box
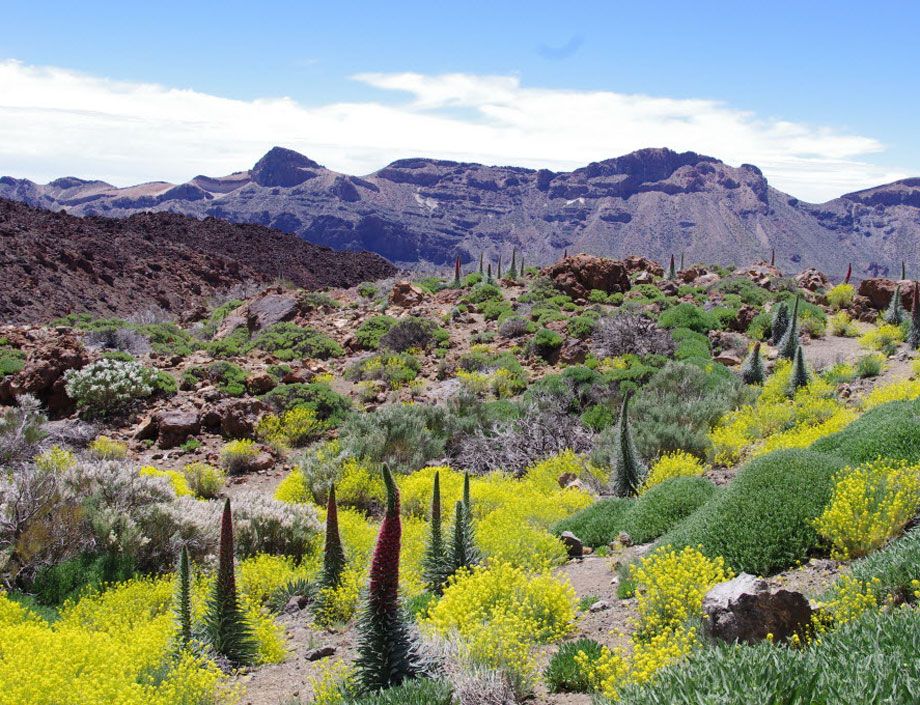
[3,147,919,278]
[0,198,395,323]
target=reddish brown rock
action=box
[623,255,664,277]
[156,410,201,449]
[858,278,916,311]
[246,372,277,395]
[795,268,830,292]
[542,255,631,300]
[0,330,89,415]
[202,398,272,439]
[389,281,427,307]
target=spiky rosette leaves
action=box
[320,483,346,590]
[770,301,790,345]
[770,248,776,267]
[204,499,257,666]
[175,545,192,649]
[507,249,518,279]
[884,285,905,326]
[486,263,492,283]
[777,296,801,360]
[354,466,423,692]
[679,252,685,271]
[789,345,809,394]
[903,261,908,281]
[908,284,920,351]
[422,471,449,593]
[667,254,676,280]
[612,393,644,497]
[462,472,471,511]
[741,342,765,385]
[844,263,852,285]
[453,256,462,286]
[497,254,502,280]
[447,499,481,577]
[478,252,484,274]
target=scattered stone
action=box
[305,646,336,662]
[617,531,633,547]
[589,600,612,613]
[559,531,584,558]
[623,255,664,277]
[389,281,427,307]
[795,268,830,292]
[156,410,200,449]
[702,573,812,644]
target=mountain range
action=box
[3,146,920,278]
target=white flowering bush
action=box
[64,359,154,417]
[232,489,321,560]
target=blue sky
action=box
[1,1,917,200]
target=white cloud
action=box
[0,59,907,202]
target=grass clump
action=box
[545,638,604,693]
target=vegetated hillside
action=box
[0,198,395,323]
[1,252,919,705]
[4,146,920,278]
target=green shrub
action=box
[262,382,352,426]
[356,315,397,350]
[247,322,343,360]
[133,322,199,357]
[480,299,514,321]
[849,524,920,601]
[568,314,599,339]
[671,327,711,360]
[545,638,604,693]
[345,352,421,389]
[357,282,379,299]
[464,282,503,305]
[220,439,259,473]
[63,359,155,418]
[182,462,226,499]
[619,477,718,545]
[659,303,719,334]
[184,360,248,396]
[855,353,885,378]
[207,327,250,358]
[532,327,564,361]
[713,277,771,306]
[613,607,920,705]
[0,344,25,376]
[581,403,615,431]
[345,679,453,705]
[812,398,920,464]
[32,552,135,606]
[553,498,633,548]
[379,316,448,352]
[339,403,448,474]
[659,449,846,574]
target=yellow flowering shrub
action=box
[859,323,904,353]
[89,435,128,460]
[139,466,194,496]
[710,361,849,464]
[809,575,880,638]
[256,406,321,450]
[313,567,363,627]
[336,457,386,510]
[826,283,855,310]
[862,378,920,410]
[220,439,259,472]
[274,466,311,504]
[630,546,733,639]
[828,311,859,337]
[34,445,76,472]
[424,562,576,691]
[308,659,355,705]
[0,583,235,705]
[641,451,706,493]
[238,554,312,605]
[476,506,568,571]
[813,460,920,559]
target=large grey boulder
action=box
[702,573,811,644]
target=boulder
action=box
[0,330,89,416]
[858,278,916,311]
[680,266,709,283]
[202,398,272,439]
[246,372,277,395]
[623,255,664,277]
[542,255,631,300]
[702,573,812,644]
[795,268,830,292]
[246,291,300,332]
[156,410,201,449]
[558,340,588,365]
[559,531,584,558]
[389,281,427,307]
[733,262,782,288]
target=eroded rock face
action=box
[542,255,631,300]
[702,574,812,644]
[156,410,201,449]
[623,256,664,277]
[201,398,271,439]
[0,330,89,415]
[733,262,782,288]
[795,268,830,292]
[858,278,916,311]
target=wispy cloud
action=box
[537,34,584,60]
[0,59,906,201]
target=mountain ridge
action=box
[3,146,920,277]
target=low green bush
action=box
[812,398,920,464]
[183,360,248,396]
[660,449,846,575]
[848,524,920,601]
[553,498,633,548]
[345,679,453,705]
[613,607,920,705]
[620,477,718,545]
[355,315,397,350]
[532,327,564,361]
[345,352,421,389]
[247,322,343,360]
[658,303,719,334]
[0,344,25,376]
[32,552,135,606]
[545,638,604,693]
[261,382,352,426]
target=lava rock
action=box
[702,573,811,644]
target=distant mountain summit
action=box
[3,147,919,277]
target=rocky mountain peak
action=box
[251,146,323,187]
